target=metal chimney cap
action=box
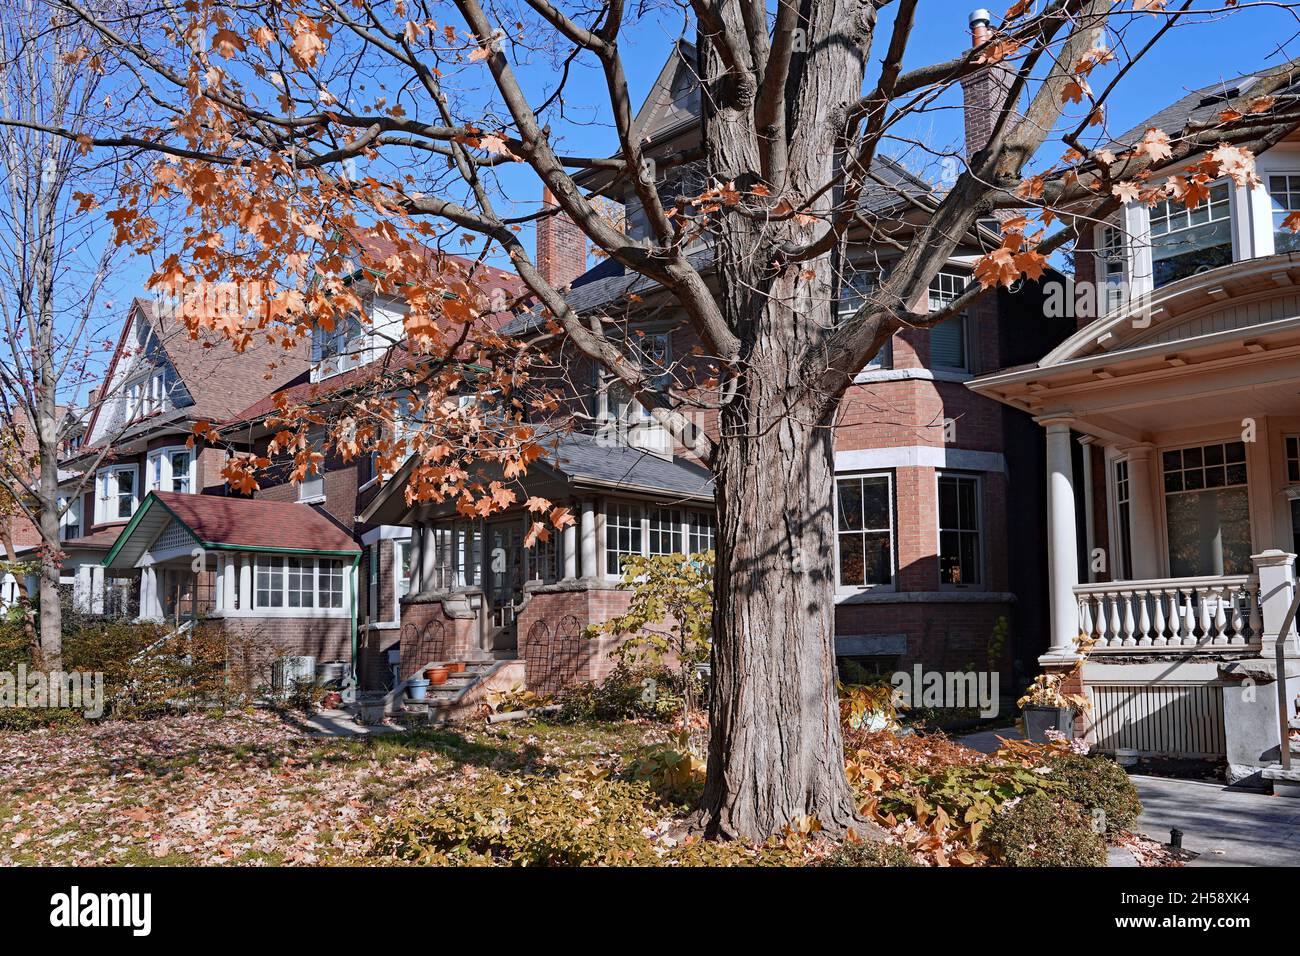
[969,8,993,26]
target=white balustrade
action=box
[1073,574,1260,650]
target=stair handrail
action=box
[1276,576,1300,771]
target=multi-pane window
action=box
[1149,180,1232,288]
[836,475,893,587]
[647,507,684,556]
[938,474,982,586]
[59,495,80,541]
[170,451,190,493]
[254,556,345,610]
[147,448,192,495]
[606,502,643,575]
[298,426,326,501]
[839,269,892,366]
[529,532,558,582]
[1270,175,1300,254]
[1162,440,1251,577]
[688,511,715,555]
[368,543,381,617]
[1098,222,1127,313]
[1114,459,1133,579]
[255,557,285,608]
[287,557,312,608]
[96,465,137,522]
[927,272,968,370]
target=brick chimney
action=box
[536,186,587,289]
[960,9,1016,160]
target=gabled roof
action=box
[103,491,360,569]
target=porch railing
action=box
[1073,574,1262,650]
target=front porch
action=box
[361,432,714,694]
[969,258,1300,778]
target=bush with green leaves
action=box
[369,768,795,867]
[815,838,918,867]
[984,790,1107,867]
[1047,753,1141,836]
[557,662,684,723]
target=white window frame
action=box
[146,445,193,495]
[1268,172,1300,256]
[936,472,984,590]
[1158,438,1252,578]
[601,502,713,580]
[833,471,896,593]
[95,464,138,523]
[297,427,327,503]
[58,495,81,541]
[251,554,350,617]
[1146,178,1235,289]
[1095,219,1129,315]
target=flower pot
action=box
[407,679,430,701]
[446,662,467,674]
[1023,705,1075,742]
[425,666,451,685]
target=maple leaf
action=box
[1248,95,1276,114]
[1060,77,1090,105]
[973,248,1019,289]
[1111,181,1141,203]
[1210,143,1260,187]
[1134,128,1172,163]
[1132,0,1168,10]
[1282,211,1300,233]
[211,28,246,58]
[289,15,329,68]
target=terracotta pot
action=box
[425,666,451,685]
[446,662,467,674]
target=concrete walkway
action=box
[955,726,1300,866]
[1127,775,1300,866]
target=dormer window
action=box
[1149,180,1232,288]
[313,314,364,378]
[596,331,672,455]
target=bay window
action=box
[254,555,347,611]
[1162,440,1251,577]
[147,447,192,494]
[1149,181,1233,288]
[647,506,683,556]
[603,503,714,576]
[1097,222,1127,313]
[836,474,893,588]
[605,502,642,575]
[688,512,715,555]
[96,465,137,522]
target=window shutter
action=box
[930,317,966,369]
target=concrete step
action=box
[1262,763,1300,797]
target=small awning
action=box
[103,491,360,570]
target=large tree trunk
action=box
[703,371,863,839]
[695,0,875,840]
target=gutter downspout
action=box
[350,552,361,693]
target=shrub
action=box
[815,838,918,867]
[557,662,682,723]
[1048,753,1141,836]
[622,737,705,805]
[371,770,674,866]
[984,791,1106,867]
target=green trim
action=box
[200,542,360,556]
[349,552,361,687]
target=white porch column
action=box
[90,565,105,615]
[139,563,159,621]
[409,524,423,593]
[1079,437,1096,582]
[563,515,578,579]
[1123,443,1160,579]
[223,555,237,610]
[213,559,224,613]
[1044,419,1081,661]
[580,498,597,579]
[239,554,252,610]
[74,565,92,613]
[420,520,438,591]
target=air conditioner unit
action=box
[272,655,316,694]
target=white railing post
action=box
[1252,550,1298,657]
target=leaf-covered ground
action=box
[0,711,674,866]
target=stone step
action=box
[1263,763,1300,797]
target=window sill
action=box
[852,368,972,386]
[214,608,350,620]
[297,495,327,506]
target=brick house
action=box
[359,26,1075,701]
[969,62,1300,784]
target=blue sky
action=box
[104,2,1300,315]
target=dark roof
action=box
[1108,60,1300,147]
[544,432,713,499]
[61,528,127,552]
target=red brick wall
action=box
[397,598,478,680]
[516,585,635,693]
[536,188,587,289]
[218,615,353,686]
[834,599,1014,681]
